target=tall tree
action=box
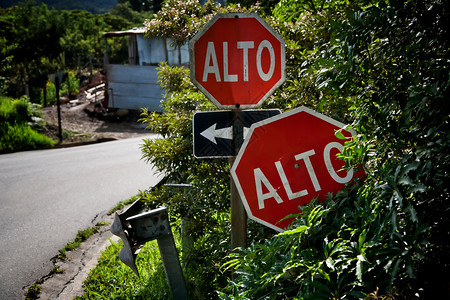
[0,0,63,99]
[0,0,137,101]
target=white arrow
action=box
[200,123,233,144]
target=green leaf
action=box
[334,129,347,140]
[405,204,418,223]
[278,225,308,236]
[356,255,365,281]
[305,279,331,295]
[317,268,331,283]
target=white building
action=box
[103,27,189,112]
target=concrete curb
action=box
[29,213,120,300]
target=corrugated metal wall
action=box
[106,64,163,112]
[106,36,189,111]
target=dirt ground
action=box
[41,103,151,145]
[41,73,153,145]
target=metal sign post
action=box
[189,12,286,250]
[230,110,246,250]
[55,76,62,142]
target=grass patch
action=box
[96,221,110,226]
[107,195,139,215]
[76,238,171,299]
[0,122,56,152]
[25,281,42,300]
[50,266,64,275]
[58,226,100,260]
[0,95,56,152]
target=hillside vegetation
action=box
[0,0,156,102]
[0,0,117,14]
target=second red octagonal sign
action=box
[231,106,366,232]
[189,13,285,109]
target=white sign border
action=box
[189,12,286,109]
[231,106,355,232]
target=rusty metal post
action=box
[230,109,247,250]
[55,76,62,142]
[230,157,247,251]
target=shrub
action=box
[40,72,80,106]
[0,96,55,152]
[106,0,448,298]
[0,122,56,152]
[138,63,232,297]
[220,0,450,298]
[0,95,32,123]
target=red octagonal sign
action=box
[189,13,285,109]
[231,106,366,232]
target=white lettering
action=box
[323,142,353,183]
[254,168,283,209]
[202,40,278,82]
[294,150,321,192]
[256,40,275,81]
[203,42,221,82]
[275,161,308,200]
[223,42,238,82]
[237,41,254,82]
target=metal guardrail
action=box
[110,180,191,299]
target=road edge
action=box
[25,213,119,300]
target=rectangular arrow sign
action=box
[193,109,281,158]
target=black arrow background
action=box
[193,110,280,158]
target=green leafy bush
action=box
[220,0,450,299]
[42,80,57,106]
[0,96,55,152]
[40,71,80,106]
[328,1,450,297]
[138,62,232,297]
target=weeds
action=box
[25,281,42,300]
[96,221,110,226]
[0,96,56,152]
[50,266,64,275]
[77,239,171,299]
[107,195,139,215]
[58,226,100,260]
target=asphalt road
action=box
[0,135,163,299]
